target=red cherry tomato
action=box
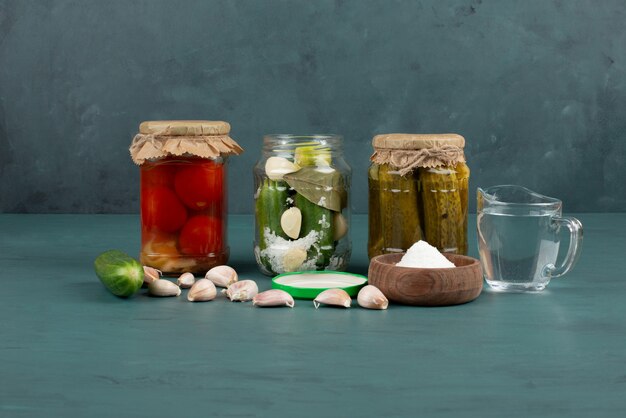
[178,215,223,255]
[141,161,177,188]
[141,186,188,233]
[174,162,224,211]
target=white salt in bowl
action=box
[368,253,482,306]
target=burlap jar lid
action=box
[139,120,231,136]
[372,133,465,150]
[130,120,243,165]
[371,133,466,175]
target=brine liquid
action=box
[477,210,559,292]
[140,157,227,274]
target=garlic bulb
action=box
[187,279,217,302]
[280,207,302,239]
[265,156,300,180]
[205,265,238,288]
[313,288,351,309]
[357,285,388,310]
[143,266,161,286]
[177,272,195,289]
[148,279,181,297]
[222,280,259,302]
[253,289,295,308]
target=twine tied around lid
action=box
[129,120,243,165]
[370,133,465,176]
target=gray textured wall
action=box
[0,0,624,214]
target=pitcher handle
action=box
[543,216,583,278]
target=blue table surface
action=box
[1,214,625,418]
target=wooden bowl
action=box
[368,253,483,306]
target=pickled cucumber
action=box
[419,167,465,253]
[255,178,290,273]
[295,193,334,267]
[455,163,470,254]
[377,165,423,255]
[294,144,331,167]
[367,164,383,258]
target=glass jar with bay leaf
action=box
[254,134,351,275]
[368,133,469,258]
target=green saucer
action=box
[272,271,368,300]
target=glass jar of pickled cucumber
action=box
[368,133,469,258]
[254,135,351,275]
[129,120,244,275]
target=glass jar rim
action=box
[263,134,343,149]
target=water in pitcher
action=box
[477,208,560,291]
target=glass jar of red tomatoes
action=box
[130,120,244,275]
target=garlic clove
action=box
[143,266,162,286]
[205,265,238,288]
[280,207,302,239]
[148,279,181,297]
[357,285,389,310]
[222,280,259,302]
[283,247,307,272]
[253,289,295,308]
[177,272,195,289]
[187,278,217,302]
[333,212,348,241]
[265,156,300,180]
[313,288,351,309]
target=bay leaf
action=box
[283,167,345,212]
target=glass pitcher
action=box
[477,185,583,292]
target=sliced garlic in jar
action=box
[265,156,300,180]
[281,207,302,239]
[283,247,307,272]
[333,212,348,241]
